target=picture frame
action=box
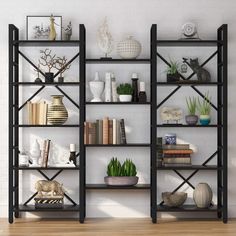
[26,15,62,40]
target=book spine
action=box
[41,140,47,167]
[36,103,40,125]
[163,157,191,164]
[163,149,193,154]
[162,144,190,150]
[32,103,37,125]
[98,120,103,144]
[84,122,89,144]
[96,120,99,144]
[105,73,111,102]
[120,119,126,144]
[103,117,109,144]
[88,122,96,144]
[111,79,118,102]
[163,154,190,158]
[45,139,51,167]
[108,120,113,144]
[113,119,117,144]
[27,101,32,125]
[116,120,121,145]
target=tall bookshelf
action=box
[9,23,227,224]
[151,24,228,223]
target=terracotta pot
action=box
[193,183,213,208]
[47,95,68,125]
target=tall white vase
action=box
[30,139,41,167]
[193,183,213,208]
[89,72,105,102]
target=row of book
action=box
[41,139,51,167]
[157,143,193,166]
[27,101,48,125]
[84,118,126,144]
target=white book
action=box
[113,119,117,144]
[116,120,121,144]
[105,72,111,102]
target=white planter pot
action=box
[104,176,139,186]
[193,183,213,208]
[119,95,132,102]
[89,81,105,102]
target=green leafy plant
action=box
[121,159,137,176]
[186,96,197,115]
[166,59,179,75]
[117,83,133,95]
[107,157,122,176]
[197,92,211,115]
[106,158,137,177]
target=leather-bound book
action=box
[108,120,113,144]
[103,117,109,144]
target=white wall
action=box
[0,0,236,219]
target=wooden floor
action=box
[0,218,236,236]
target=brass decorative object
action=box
[47,95,68,125]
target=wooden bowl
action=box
[162,192,187,207]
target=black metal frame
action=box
[152,24,228,223]
[8,24,85,223]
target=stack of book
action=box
[41,139,51,167]
[84,117,126,145]
[162,144,193,166]
[27,101,48,125]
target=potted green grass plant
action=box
[166,59,180,82]
[197,92,211,125]
[185,96,198,125]
[104,157,138,186]
[117,83,133,102]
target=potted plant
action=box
[197,92,211,125]
[104,157,139,186]
[39,48,57,83]
[166,59,180,82]
[117,83,133,102]
[185,96,198,125]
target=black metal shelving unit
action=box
[151,24,228,223]
[9,23,228,224]
[8,24,86,223]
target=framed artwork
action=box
[26,15,62,40]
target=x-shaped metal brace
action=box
[159,150,218,205]
[23,169,78,206]
[156,50,218,111]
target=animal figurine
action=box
[35,180,64,198]
[182,58,211,82]
[160,107,183,124]
[49,15,56,40]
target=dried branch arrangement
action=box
[38,48,57,72]
[55,56,71,77]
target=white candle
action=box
[140,81,145,92]
[70,144,76,152]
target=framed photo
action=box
[26,15,62,40]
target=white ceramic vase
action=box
[119,95,132,102]
[30,140,41,167]
[193,183,213,208]
[117,36,141,59]
[89,72,105,102]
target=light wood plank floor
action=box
[0,218,235,236]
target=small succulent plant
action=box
[117,83,133,95]
[186,96,197,115]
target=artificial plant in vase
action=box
[117,83,133,102]
[104,157,138,186]
[197,92,211,125]
[166,59,180,82]
[185,96,198,125]
[39,49,57,83]
[55,56,71,82]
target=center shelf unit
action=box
[9,24,228,224]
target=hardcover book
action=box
[103,117,109,144]
[120,119,127,144]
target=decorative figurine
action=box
[64,21,72,40]
[35,180,64,197]
[180,22,200,40]
[55,56,71,82]
[49,14,56,40]
[89,72,105,102]
[160,107,183,124]
[183,58,211,82]
[97,17,113,59]
[30,139,41,167]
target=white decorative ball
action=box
[117,36,141,59]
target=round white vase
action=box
[193,183,213,208]
[119,95,132,102]
[89,72,105,102]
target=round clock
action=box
[182,22,197,38]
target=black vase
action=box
[132,78,139,102]
[167,73,180,82]
[45,72,54,83]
